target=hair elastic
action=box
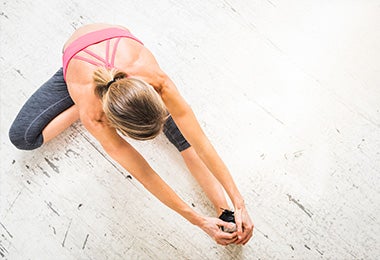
[106,79,116,88]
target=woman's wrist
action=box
[180,207,205,226]
[233,197,245,209]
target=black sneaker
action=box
[219,209,236,232]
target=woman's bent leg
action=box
[163,116,229,215]
[9,68,75,150]
[42,104,79,143]
[163,115,191,152]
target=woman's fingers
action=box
[241,228,253,245]
[213,219,238,245]
[236,223,253,245]
[215,230,238,245]
[217,219,237,233]
[233,206,254,245]
[199,217,239,246]
[236,222,254,244]
[219,235,239,246]
[234,208,243,239]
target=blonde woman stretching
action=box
[9,24,253,246]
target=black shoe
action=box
[219,209,236,232]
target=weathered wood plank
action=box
[1,0,379,259]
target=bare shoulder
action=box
[66,82,122,148]
[67,82,104,121]
[130,47,169,91]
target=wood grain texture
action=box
[1,0,379,259]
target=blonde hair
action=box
[93,67,168,140]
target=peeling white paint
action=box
[1,0,379,259]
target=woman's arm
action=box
[154,74,253,244]
[132,50,244,204]
[80,113,238,245]
[156,76,243,205]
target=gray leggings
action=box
[9,68,190,152]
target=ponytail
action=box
[93,67,127,98]
[92,66,168,141]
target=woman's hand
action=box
[198,217,239,246]
[233,204,254,245]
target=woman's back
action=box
[63,23,147,86]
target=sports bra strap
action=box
[71,55,105,67]
[110,38,121,67]
[72,38,127,69]
[62,27,144,79]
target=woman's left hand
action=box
[234,204,254,245]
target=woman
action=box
[9,23,253,245]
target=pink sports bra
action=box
[62,27,143,80]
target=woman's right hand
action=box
[198,217,239,246]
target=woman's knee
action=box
[8,68,70,151]
[9,121,43,150]
[163,115,191,152]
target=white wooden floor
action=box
[1,1,380,259]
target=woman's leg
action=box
[163,116,230,215]
[42,104,79,143]
[9,68,77,150]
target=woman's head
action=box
[93,67,168,140]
